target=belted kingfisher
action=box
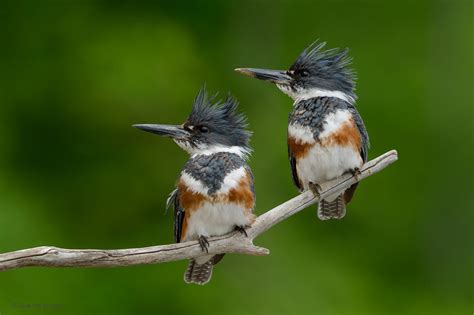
[133,87,255,285]
[235,41,369,220]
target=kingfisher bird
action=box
[235,41,369,220]
[133,87,255,285]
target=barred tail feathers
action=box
[183,254,225,285]
[317,193,346,220]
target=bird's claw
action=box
[198,235,210,253]
[350,167,361,179]
[234,225,249,237]
[309,182,322,198]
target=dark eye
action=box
[198,126,209,133]
[300,70,310,77]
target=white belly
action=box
[289,109,363,190]
[184,202,251,241]
[296,143,363,190]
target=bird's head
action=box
[134,87,251,157]
[235,40,356,103]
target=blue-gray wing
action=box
[166,188,184,243]
[288,143,303,191]
[349,107,370,162]
[343,106,370,204]
[245,165,256,205]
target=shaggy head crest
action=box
[185,86,251,150]
[289,40,356,95]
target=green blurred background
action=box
[0,1,472,314]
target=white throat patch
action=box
[192,145,250,159]
[277,85,354,104]
[174,141,250,159]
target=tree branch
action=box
[0,150,398,272]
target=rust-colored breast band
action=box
[226,171,255,211]
[322,118,361,150]
[288,136,315,159]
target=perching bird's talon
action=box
[198,236,210,253]
[309,182,322,198]
[234,225,249,237]
[350,167,361,179]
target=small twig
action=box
[0,150,398,272]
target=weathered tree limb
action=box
[0,150,398,271]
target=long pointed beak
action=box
[235,68,292,84]
[133,124,190,139]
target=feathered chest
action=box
[288,97,361,150]
[179,152,248,195]
[177,152,255,210]
[287,97,363,184]
[175,152,256,241]
[288,109,360,149]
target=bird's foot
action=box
[350,167,361,179]
[309,182,322,198]
[198,235,210,253]
[234,225,250,237]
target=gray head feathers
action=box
[290,40,356,96]
[185,86,252,150]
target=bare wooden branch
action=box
[0,150,398,272]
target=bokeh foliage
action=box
[0,1,472,314]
